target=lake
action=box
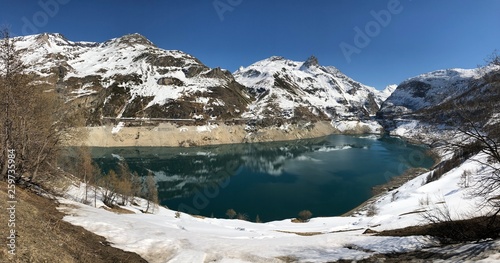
[90,134,434,222]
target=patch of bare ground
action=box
[376,216,500,243]
[103,206,136,214]
[276,228,365,237]
[336,216,500,262]
[335,239,500,263]
[275,230,323,236]
[0,181,147,263]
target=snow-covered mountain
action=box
[379,68,484,116]
[380,84,397,101]
[234,56,386,125]
[13,32,498,141]
[378,65,500,139]
[380,66,499,115]
[14,33,253,124]
[14,33,392,129]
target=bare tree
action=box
[143,171,158,213]
[115,162,142,206]
[459,123,500,218]
[0,28,25,179]
[0,28,85,184]
[486,50,500,66]
[440,60,500,224]
[100,169,119,207]
[76,146,97,204]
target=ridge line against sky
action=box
[1,0,499,90]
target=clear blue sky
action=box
[1,0,499,89]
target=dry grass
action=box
[276,230,323,236]
[276,255,300,262]
[102,206,135,214]
[0,181,147,263]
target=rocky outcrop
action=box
[157,77,184,86]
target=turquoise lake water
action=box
[90,134,434,222]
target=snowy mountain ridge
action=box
[13,32,498,140]
[234,55,385,124]
[378,64,500,142]
[13,33,392,130]
[14,33,252,124]
[379,66,497,115]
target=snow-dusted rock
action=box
[235,56,387,124]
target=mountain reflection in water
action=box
[90,135,434,222]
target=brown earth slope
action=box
[0,181,147,263]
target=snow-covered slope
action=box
[14,33,252,124]
[234,56,386,125]
[378,65,500,140]
[380,84,397,102]
[59,151,500,262]
[379,66,497,115]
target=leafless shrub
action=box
[236,213,249,221]
[226,208,236,219]
[143,172,158,213]
[297,210,313,222]
[459,170,472,188]
[100,170,118,207]
[418,194,430,206]
[366,204,379,217]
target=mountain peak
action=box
[122,33,147,39]
[33,32,70,45]
[268,56,286,61]
[109,33,155,47]
[36,32,66,39]
[302,55,319,68]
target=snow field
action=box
[58,150,500,262]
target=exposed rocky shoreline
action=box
[342,138,442,217]
[66,121,378,147]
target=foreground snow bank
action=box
[58,153,500,262]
